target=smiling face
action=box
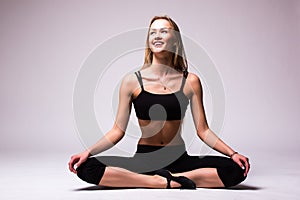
[143,16,188,72]
[148,19,176,54]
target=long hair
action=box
[142,15,188,73]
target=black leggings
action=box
[76,145,246,188]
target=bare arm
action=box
[69,73,136,173]
[187,73,249,176]
[86,74,134,155]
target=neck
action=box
[151,53,175,76]
[152,52,173,66]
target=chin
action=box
[151,47,170,54]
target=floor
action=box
[1,152,299,200]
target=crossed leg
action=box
[98,167,173,188]
[76,154,245,188]
[173,168,224,188]
[98,166,224,188]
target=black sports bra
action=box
[132,70,189,121]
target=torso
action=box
[137,119,185,146]
[131,69,191,146]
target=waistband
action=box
[136,144,186,153]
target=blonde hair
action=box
[142,15,188,73]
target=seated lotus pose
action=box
[68,15,250,189]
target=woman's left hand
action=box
[231,153,250,177]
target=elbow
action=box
[197,128,220,148]
[107,125,125,145]
[196,126,209,140]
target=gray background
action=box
[1,0,299,160]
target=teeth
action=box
[154,42,163,45]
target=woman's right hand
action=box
[68,151,90,174]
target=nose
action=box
[154,33,162,40]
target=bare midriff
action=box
[137,119,185,146]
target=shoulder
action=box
[185,72,203,97]
[186,72,202,88]
[120,72,140,95]
[122,72,138,86]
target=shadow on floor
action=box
[74,186,137,191]
[227,184,262,190]
[74,184,262,191]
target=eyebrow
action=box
[149,27,172,31]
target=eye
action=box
[161,30,168,34]
[149,31,156,35]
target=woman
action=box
[68,15,250,189]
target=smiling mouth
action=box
[153,41,164,47]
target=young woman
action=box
[68,15,250,189]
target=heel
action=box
[172,176,196,189]
[154,169,196,189]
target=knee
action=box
[76,157,106,185]
[218,165,247,188]
[228,165,247,187]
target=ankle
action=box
[153,174,182,189]
[153,175,167,188]
[170,179,181,188]
[153,169,196,189]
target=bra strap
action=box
[134,71,144,90]
[180,71,189,91]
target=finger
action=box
[68,161,75,173]
[243,159,250,176]
[68,157,74,172]
[68,160,76,173]
[69,156,79,173]
[75,158,85,169]
[235,159,245,170]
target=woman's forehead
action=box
[150,19,172,30]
